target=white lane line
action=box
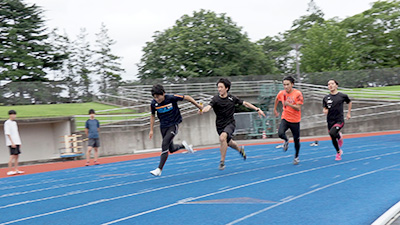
[100,152,400,225]
[226,163,400,225]
[0,142,388,198]
[0,147,380,209]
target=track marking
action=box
[226,163,400,225]
[100,151,400,225]
[0,146,384,209]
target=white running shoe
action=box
[182,140,194,153]
[150,168,162,176]
[7,171,16,176]
[16,170,25,174]
[293,157,300,165]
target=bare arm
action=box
[285,101,301,111]
[85,128,89,137]
[149,114,155,139]
[201,105,212,114]
[323,107,328,115]
[184,95,203,110]
[243,101,266,117]
[346,102,352,120]
[7,134,16,148]
[273,96,280,117]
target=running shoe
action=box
[182,140,194,153]
[335,150,343,161]
[219,161,225,170]
[338,132,343,148]
[283,140,289,152]
[94,161,100,165]
[150,168,162,176]
[293,157,300,165]
[85,161,90,166]
[16,170,25,174]
[239,146,247,160]
[7,171,16,176]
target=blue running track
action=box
[1,133,400,225]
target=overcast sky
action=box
[25,0,375,81]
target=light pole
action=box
[291,43,302,83]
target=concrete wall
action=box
[96,112,219,156]
[0,117,73,164]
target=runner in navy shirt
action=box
[149,84,203,176]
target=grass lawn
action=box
[0,102,136,119]
[344,85,400,100]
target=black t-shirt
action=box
[209,94,243,129]
[151,94,184,128]
[323,92,351,123]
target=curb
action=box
[372,201,400,225]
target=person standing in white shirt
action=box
[4,110,24,176]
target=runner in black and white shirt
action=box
[201,78,266,170]
[323,79,352,161]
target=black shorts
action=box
[88,138,100,147]
[327,121,344,131]
[9,145,21,155]
[217,123,236,143]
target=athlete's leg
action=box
[278,119,290,142]
[219,132,229,162]
[329,125,342,153]
[158,126,179,170]
[228,139,240,151]
[289,122,301,158]
[167,126,184,153]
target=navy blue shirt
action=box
[151,94,184,128]
[85,119,100,138]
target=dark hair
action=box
[283,76,295,84]
[151,84,165,96]
[8,110,16,115]
[217,78,231,91]
[328,79,339,85]
[88,109,95,114]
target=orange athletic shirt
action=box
[276,89,304,123]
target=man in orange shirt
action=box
[273,76,304,165]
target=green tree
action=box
[0,0,64,81]
[257,35,293,74]
[300,21,359,73]
[74,28,93,100]
[94,23,124,95]
[138,9,273,80]
[341,0,400,69]
[286,0,325,44]
[47,29,79,100]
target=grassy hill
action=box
[0,102,135,119]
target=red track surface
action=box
[1,130,399,179]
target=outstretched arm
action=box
[200,105,212,114]
[184,95,203,110]
[243,101,266,117]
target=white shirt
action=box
[4,119,22,146]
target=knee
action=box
[278,130,285,139]
[329,129,337,138]
[219,133,228,143]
